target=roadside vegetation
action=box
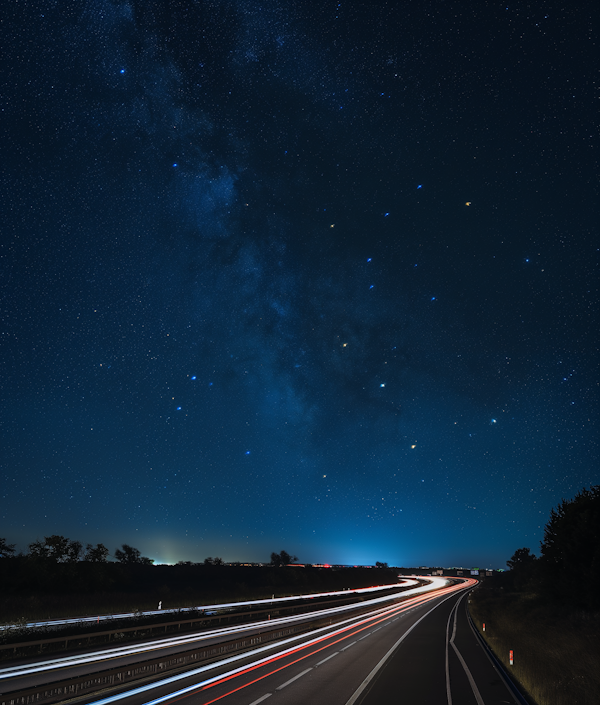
[0,537,398,624]
[470,485,600,705]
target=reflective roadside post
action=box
[509,650,514,665]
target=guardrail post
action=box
[509,649,514,665]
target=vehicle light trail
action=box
[0,581,419,631]
[84,579,475,705]
[0,578,435,681]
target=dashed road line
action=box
[316,652,339,666]
[248,695,271,705]
[275,668,313,690]
[340,641,356,652]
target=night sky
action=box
[1,1,597,568]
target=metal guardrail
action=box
[1,592,401,705]
[465,598,531,705]
[1,586,428,705]
[0,621,309,705]
[0,593,367,658]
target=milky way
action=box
[1,1,597,567]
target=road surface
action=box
[1,579,523,705]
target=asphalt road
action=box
[0,579,440,694]
[76,579,520,705]
[2,579,522,705]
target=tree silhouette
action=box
[114,544,154,564]
[28,535,83,562]
[0,538,16,558]
[540,485,600,609]
[270,550,298,566]
[204,556,224,565]
[84,543,109,562]
[506,547,538,590]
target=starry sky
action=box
[1,0,597,568]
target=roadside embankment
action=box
[469,583,600,705]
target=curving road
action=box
[0,579,434,694]
[1,578,523,705]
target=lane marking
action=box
[357,634,370,640]
[87,581,474,705]
[0,581,448,679]
[248,696,271,705]
[340,641,356,652]
[449,593,484,705]
[445,599,454,705]
[372,626,382,632]
[345,587,472,705]
[275,668,312,690]
[316,652,338,666]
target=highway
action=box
[0,581,419,631]
[0,578,524,705]
[0,579,434,693]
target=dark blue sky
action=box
[1,0,597,568]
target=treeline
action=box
[497,485,600,610]
[0,536,153,564]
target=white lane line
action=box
[445,598,456,705]
[372,626,382,632]
[345,588,471,705]
[357,633,370,640]
[340,641,356,652]
[449,593,485,705]
[316,652,339,666]
[275,668,313,690]
[391,617,399,622]
[248,695,272,704]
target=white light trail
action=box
[0,579,435,680]
[0,581,419,631]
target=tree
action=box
[28,535,83,562]
[84,543,109,562]
[203,556,224,565]
[375,561,388,569]
[270,550,298,566]
[114,544,154,565]
[507,547,536,571]
[506,547,538,591]
[540,485,600,609]
[0,538,16,558]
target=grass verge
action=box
[469,584,600,705]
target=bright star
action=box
[380,383,385,388]
[417,184,422,189]
[177,407,182,411]
[191,376,196,380]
